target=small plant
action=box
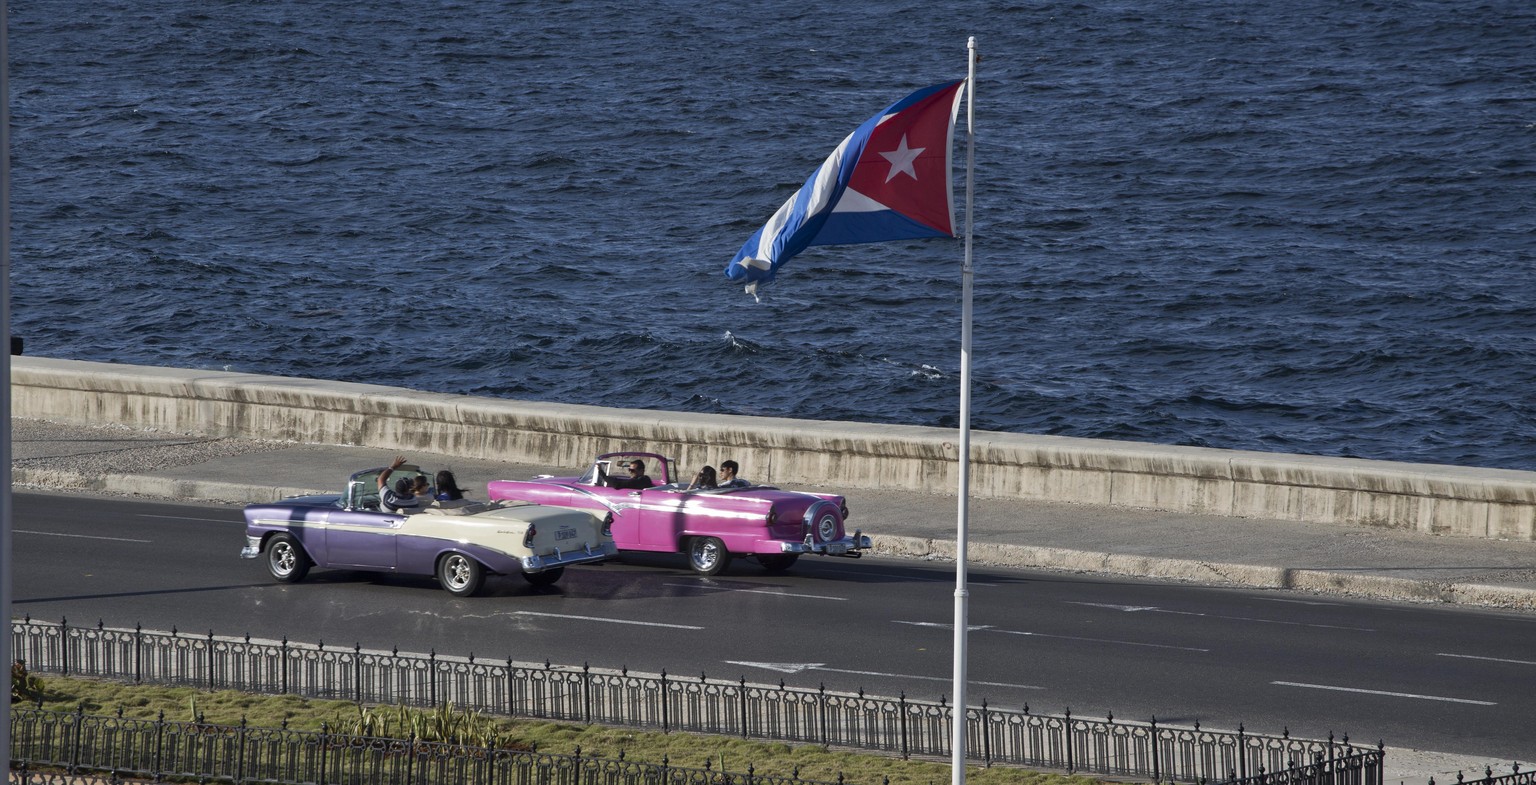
[334,702,529,750]
[11,660,44,702]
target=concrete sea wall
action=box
[11,356,1535,542]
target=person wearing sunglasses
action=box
[605,458,655,490]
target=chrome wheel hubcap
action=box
[444,556,470,590]
[693,541,720,570]
[271,544,295,575]
[816,514,837,542]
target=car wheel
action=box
[437,553,485,597]
[522,567,564,588]
[806,502,841,544]
[267,534,311,583]
[757,554,799,573]
[687,537,732,576]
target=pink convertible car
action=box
[487,452,871,575]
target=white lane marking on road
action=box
[992,628,1211,652]
[16,529,152,544]
[1070,602,1160,612]
[893,621,994,632]
[1066,601,1375,632]
[1271,681,1495,706]
[1438,653,1536,666]
[138,514,242,523]
[850,570,999,587]
[727,661,824,673]
[727,661,1043,690]
[1252,597,1343,606]
[664,583,846,601]
[512,611,703,630]
[894,620,1203,652]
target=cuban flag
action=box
[725,80,967,294]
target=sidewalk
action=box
[12,417,1536,611]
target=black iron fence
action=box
[1430,765,1535,785]
[1213,748,1385,785]
[8,707,839,785]
[11,618,1380,784]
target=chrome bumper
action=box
[777,532,872,556]
[239,535,262,560]
[521,541,619,573]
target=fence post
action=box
[280,637,289,695]
[660,670,670,733]
[154,710,165,780]
[819,683,829,747]
[237,716,248,785]
[406,732,416,785]
[429,650,438,707]
[354,643,363,705]
[1237,724,1247,781]
[738,676,749,739]
[319,721,329,785]
[513,657,525,718]
[899,692,909,760]
[1065,708,1074,773]
[583,663,593,725]
[69,705,83,773]
[207,629,216,690]
[134,623,143,684]
[1150,716,1160,783]
[981,700,993,766]
[60,617,70,677]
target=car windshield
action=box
[347,466,430,510]
[579,455,670,487]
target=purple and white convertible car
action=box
[487,452,871,575]
[242,464,617,596]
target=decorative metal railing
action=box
[1430,765,1534,785]
[10,617,1382,784]
[8,709,842,785]
[1213,748,1386,785]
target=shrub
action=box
[11,660,44,703]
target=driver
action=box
[605,458,655,490]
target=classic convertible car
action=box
[241,464,618,596]
[486,452,871,575]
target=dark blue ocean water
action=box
[10,0,1536,470]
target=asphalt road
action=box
[11,491,1534,763]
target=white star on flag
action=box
[878,134,925,183]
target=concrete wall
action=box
[12,356,1536,542]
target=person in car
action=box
[688,465,718,490]
[718,460,751,488]
[435,470,466,501]
[377,455,424,513]
[606,458,655,490]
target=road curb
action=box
[872,535,1536,611]
[13,469,326,506]
[17,470,1536,611]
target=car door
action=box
[630,487,692,550]
[323,508,402,570]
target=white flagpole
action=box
[951,35,977,785]
[1,0,12,774]
[2,0,13,769]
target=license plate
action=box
[555,528,578,540]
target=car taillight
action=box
[602,513,613,537]
[523,524,537,548]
